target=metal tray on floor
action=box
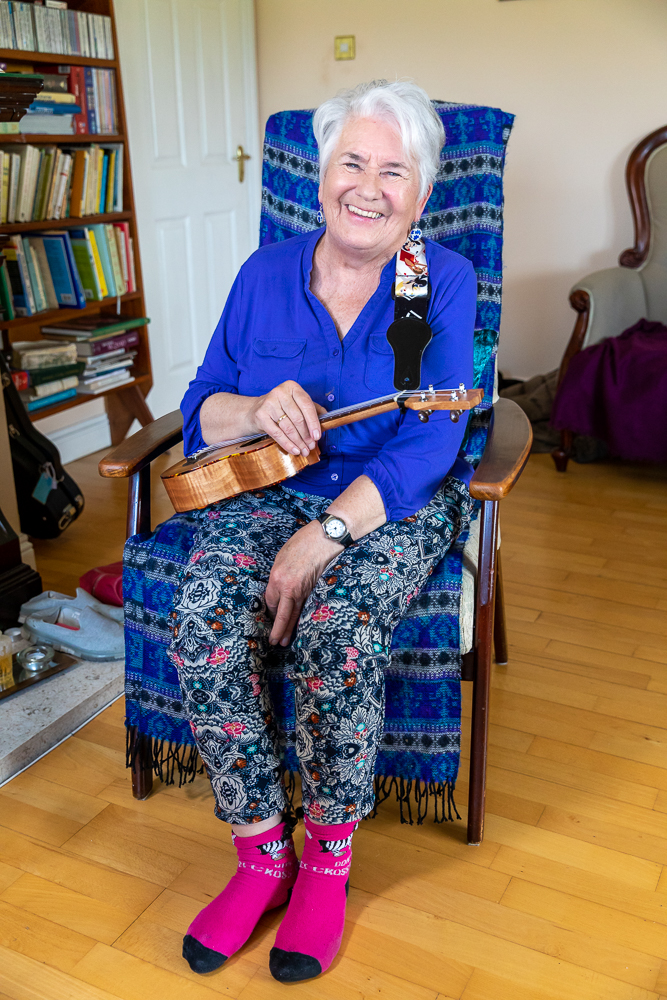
[0,649,79,701]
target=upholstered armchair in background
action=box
[553,125,667,471]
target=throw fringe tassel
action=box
[370,774,460,824]
[126,726,202,788]
[125,728,459,823]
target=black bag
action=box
[1,353,84,539]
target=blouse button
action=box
[331,473,339,481]
[332,349,339,356]
[327,393,335,402]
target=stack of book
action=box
[19,65,118,135]
[0,3,114,59]
[40,315,148,396]
[11,336,82,411]
[0,142,123,222]
[0,226,136,318]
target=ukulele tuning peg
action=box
[450,410,462,423]
[418,410,432,423]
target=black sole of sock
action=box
[182,934,228,974]
[269,879,349,982]
[269,946,323,983]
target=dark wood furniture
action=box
[552,125,667,472]
[100,397,532,845]
[0,0,153,446]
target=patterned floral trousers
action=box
[168,479,472,826]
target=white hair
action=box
[313,80,444,200]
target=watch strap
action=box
[316,512,353,548]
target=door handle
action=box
[234,144,251,183]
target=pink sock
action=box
[269,816,356,982]
[183,821,297,973]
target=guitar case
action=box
[0,352,84,539]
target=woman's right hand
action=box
[249,381,326,457]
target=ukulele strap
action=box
[387,236,433,392]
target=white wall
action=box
[255,0,667,378]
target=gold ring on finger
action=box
[276,413,288,424]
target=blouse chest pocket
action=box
[244,338,307,395]
[364,334,396,393]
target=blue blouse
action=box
[181,228,476,520]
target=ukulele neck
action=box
[319,393,399,431]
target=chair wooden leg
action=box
[129,725,153,800]
[493,549,508,666]
[468,499,499,845]
[127,465,152,538]
[551,429,572,472]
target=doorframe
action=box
[239,0,261,241]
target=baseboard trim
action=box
[40,413,111,465]
[19,533,36,571]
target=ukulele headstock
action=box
[401,385,484,422]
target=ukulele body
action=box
[162,436,321,512]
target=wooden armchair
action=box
[100,396,532,845]
[553,125,667,471]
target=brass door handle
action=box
[234,144,251,183]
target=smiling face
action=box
[318,116,432,261]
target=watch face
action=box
[325,517,346,539]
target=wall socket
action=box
[334,35,355,60]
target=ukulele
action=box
[161,385,484,512]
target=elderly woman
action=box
[170,80,476,983]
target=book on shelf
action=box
[0,142,123,223]
[0,4,114,59]
[76,345,137,395]
[20,385,77,410]
[4,238,35,314]
[73,328,140,357]
[15,64,119,135]
[0,224,135,318]
[0,254,15,320]
[78,371,133,395]
[12,337,77,369]
[21,372,78,398]
[10,359,84,390]
[10,339,89,409]
[83,351,134,375]
[41,315,148,338]
[40,230,86,307]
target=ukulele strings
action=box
[185,387,462,462]
[185,393,398,461]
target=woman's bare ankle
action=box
[231,813,283,838]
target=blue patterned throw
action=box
[123,101,514,822]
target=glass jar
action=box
[0,635,13,683]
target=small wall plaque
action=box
[334,36,355,60]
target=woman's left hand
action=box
[265,522,342,646]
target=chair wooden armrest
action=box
[469,397,533,501]
[99,409,183,479]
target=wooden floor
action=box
[2,451,667,1000]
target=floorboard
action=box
[0,451,662,998]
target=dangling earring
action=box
[409,222,422,241]
[317,203,325,225]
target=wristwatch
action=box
[316,512,354,547]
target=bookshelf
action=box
[0,0,153,446]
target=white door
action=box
[114,0,260,418]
